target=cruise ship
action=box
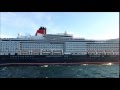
[0,27,119,65]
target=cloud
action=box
[1,12,58,37]
[1,33,14,38]
[83,31,119,40]
[33,12,45,19]
[47,16,52,21]
[7,12,16,16]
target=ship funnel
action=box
[35,27,47,36]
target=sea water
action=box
[0,64,119,78]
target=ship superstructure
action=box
[0,27,119,65]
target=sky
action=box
[0,12,119,40]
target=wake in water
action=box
[41,65,49,68]
[101,63,113,66]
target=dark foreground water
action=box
[0,64,119,78]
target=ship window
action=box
[15,53,18,55]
